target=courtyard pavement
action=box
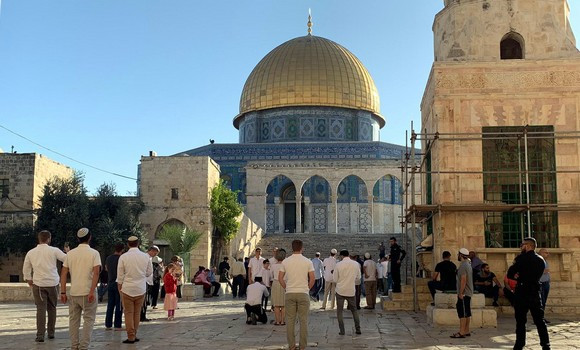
[0,296,578,350]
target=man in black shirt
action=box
[507,237,550,350]
[389,237,406,293]
[474,263,503,307]
[428,251,456,300]
[104,243,124,330]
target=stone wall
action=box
[0,153,73,232]
[435,0,577,62]
[420,59,580,284]
[138,155,220,270]
[0,153,73,282]
[227,213,263,259]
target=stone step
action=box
[389,292,432,302]
[257,234,391,259]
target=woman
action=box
[270,248,287,326]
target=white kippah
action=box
[77,228,89,238]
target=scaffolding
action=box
[400,122,580,311]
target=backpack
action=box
[153,263,163,282]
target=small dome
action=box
[235,35,383,128]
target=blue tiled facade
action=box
[177,141,405,205]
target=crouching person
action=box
[245,276,269,325]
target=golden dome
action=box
[235,35,383,127]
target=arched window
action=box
[500,32,525,60]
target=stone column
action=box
[275,197,283,233]
[296,194,302,233]
[303,196,311,233]
[329,194,338,234]
[368,195,374,234]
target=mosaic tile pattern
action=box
[359,205,370,233]
[313,205,327,232]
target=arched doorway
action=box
[266,175,300,233]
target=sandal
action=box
[450,332,465,338]
[465,333,471,337]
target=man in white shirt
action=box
[363,252,378,309]
[140,245,160,322]
[244,276,269,325]
[321,249,338,310]
[248,247,265,283]
[59,228,102,350]
[279,240,315,350]
[269,247,279,265]
[333,249,362,335]
[117,236,153,344]
[23,230,67,342]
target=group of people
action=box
[22,227,552,350]
[238,239,407,350]
[427,238,551,350]
[22,228,187,349]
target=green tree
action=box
[209,180,242,267]
[89,183,147,257]
[0,223,36,255]
[35,173,89,249]
[158,224,202,279]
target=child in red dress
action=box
[163,263,178,320]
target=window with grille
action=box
[482,126,558,248]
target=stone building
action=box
[418,0,580,293]
[0,152,74,281]
[0,152,74,233]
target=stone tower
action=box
[436,0,578,61]
[419,0,580,286]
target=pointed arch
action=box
[500,32,525,60]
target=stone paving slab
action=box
[0,297,578,349]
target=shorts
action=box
[456,295,472,318]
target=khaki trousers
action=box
[321,281,336,309]
[121,292,145,341]
[364,280,377,308]
[68,295,98,350]
[285,293,310,349]
[32,284,59,338]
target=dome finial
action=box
[307,8,312,35]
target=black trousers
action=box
[140,285,150,321]
[244,304,267,324]
[232,275,245,297]
[514,290,550,349]
[355,284,361,309]
[149,282,160,307]
[211,281,220,296]
[392,262,402,292]
[427,280,449,299]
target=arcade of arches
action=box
[243,161,409,235]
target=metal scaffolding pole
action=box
[410,122,418,312]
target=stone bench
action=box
[427,292,497,328]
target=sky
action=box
[0,1,578,195]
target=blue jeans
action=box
[105,282,122,328]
